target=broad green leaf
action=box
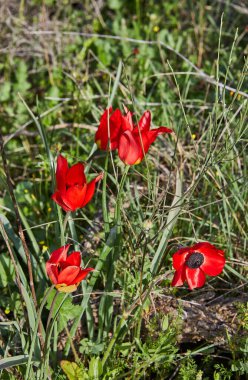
[61,360,88,380]
[46,290,82,333]
[88,357,103,379]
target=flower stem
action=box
[114,165,130,229]
[101,315,127,367]
[60,211,71,246]
[64,324,80,363]
[41,292,68,379]
[46,291,60,330]
[102,153,110,235]
[25,286,54,380]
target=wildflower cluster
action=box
[45,106,225,292]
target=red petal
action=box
[56,155,68,192]
[118,130,142,165]
[57,266,80,285]
[66,163,86,187]
[64,251,81,267]
[70,268,94,285]
[138,111,151,132]
[95,108,122,150]
[95,108,112,150]
[48,244,70,264]
[61,185,87,211]
[46,263,59,284]
[172,247,191,270]
[171,268,185,287]
[145,127,172,146]
[193,242,224,257]
[122,107,134,131]
[51,191,72,212]
[82,173,103,207]
[201,251,225,276]
[185,267,206,290]
[133,127,173,159]
[155,126,173,134]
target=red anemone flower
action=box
[118,109,172,165]
[171,242,225,290]
[51,155,103,212]
[95,107,123,151]
[46,244,94,293]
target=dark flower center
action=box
[185,252,204,269]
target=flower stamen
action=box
[185,252,204,269]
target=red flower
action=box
[46,244,94,293]
[171,242,225,290]
[51,155,103,212]
[95,107,123,151]
[118,109,172,165]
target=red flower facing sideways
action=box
[95,107,123,151]
[51,155,103,212]
[46,245,94,293]
[118,108,172,165]
[171,242,225,290]
[95,107,173,165]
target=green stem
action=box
[62,212,71,239]
[57,206,65,246]
[46,291,60,330]
[58,210,71,246]
[114,165,130,229]
[65,325,80,363]
[41,293,68,380]
[98,165,129,340]
[102,153,110,235]
[139,238,147,299]
[25,286,54,380]
[102,316,127,367]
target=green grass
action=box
[0,1,247,379]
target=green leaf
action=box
[14,61,30,93]
[150,169,183,275]
[0,254,14,287]
[0,213,27,264]
[162,315,169,331]
[0,355,29,370]
[61,360,88,380]
[0,81,11,101]
[88,357,103,379]
[46,290,82,333]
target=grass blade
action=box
[150,169,183,275]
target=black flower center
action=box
[185,252,204,269]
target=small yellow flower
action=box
[42,245,48,253]
[191,134,196,140]
[5,308,10,314]
[153,25,160,33]
[48,207,52,213]
[39,240,45,245]
[230,91,234,96]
